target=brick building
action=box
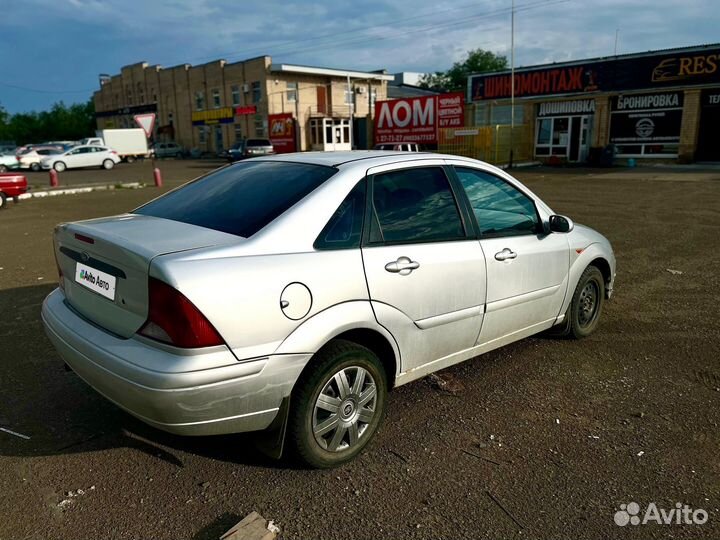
[93,56,392,153]
[467,44,720,163]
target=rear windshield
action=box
[247,139,271,147]
[135,161,336,237]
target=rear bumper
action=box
[41,288,310,436]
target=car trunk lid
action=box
[55,214,240,338]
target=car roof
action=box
[255,150,441,168]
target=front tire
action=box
[563,265,605,339]
[287,340,387,468]
[0,193,6,209]
[102,159,115,170]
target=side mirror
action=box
[548,214,574,233]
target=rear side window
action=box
[454,167,539,237]
[135,161,336,237]
[369,167,465,244]
[314,180,366,250]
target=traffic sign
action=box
[134,113,156,138]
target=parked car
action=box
[226,138,274,161]
[79,137,104,146]
[150,142,184,159]
[373,142,421,151]
[40,145,121,172]
[0,153,20,172]
[42,152,615,468]
[0,143,17,155]
[0,173,28,208]
[18,147,62,171]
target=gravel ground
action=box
[0,164,719,540]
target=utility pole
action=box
[347,73,353,149]
[614,28,620,55]
[509,0,515,168]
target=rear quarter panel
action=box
[151,249,369,361]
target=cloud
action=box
[0,0,718,112]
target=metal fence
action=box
[437,125,532,165]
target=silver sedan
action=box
[42,151,615,468]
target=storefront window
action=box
[491,105,524,125]
[609,92,682,157]
[551,118,569,145]
[537,119,551,145]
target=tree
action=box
[0,99,95,144]
[419,49,508,92]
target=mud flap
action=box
[252,396,290,460]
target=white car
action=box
[41,145,121,172]
[0,153,20,173]
[19,147,62,172]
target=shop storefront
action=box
[609,92,683,158]
[534,99,595,162]
[468,43,720,163]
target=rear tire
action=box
[30,162,41,172]
[0,193,6,209]
[126,156,135,163]
[53,161,66,172]
[562,265,605,339]
[102,159,115,170]
[0,165,7,173]
[287,339,387,468]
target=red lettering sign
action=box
[235,105,257,115]
[374,93,464,144]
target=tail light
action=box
[139,278,223,348]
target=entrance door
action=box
[568,116,592,162]
[214,125,224,153]
[697,90,720,161]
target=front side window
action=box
[135,161,336,238]
[315,180,366,250]
[454,167,539,237]
[370,167,464,244]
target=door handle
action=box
[494,248,517,261]
[385,256,420,275]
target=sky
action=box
[0,0,717,113]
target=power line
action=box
[0,81,96,94]
[161,0,569,67]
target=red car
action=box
[0,173,28,209]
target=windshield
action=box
[135,161,336,237]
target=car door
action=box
[361,161,486,372]
[67,147,93,168]
[450,165,569,346]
